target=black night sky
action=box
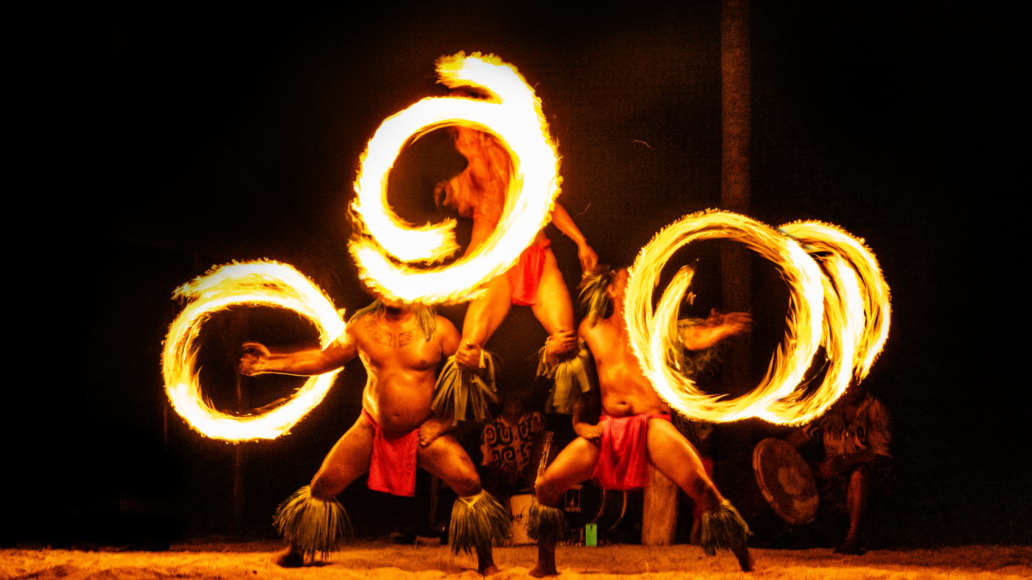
[16,2,1022,549]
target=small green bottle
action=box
[585,523,598,547]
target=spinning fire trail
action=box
[160,53,890,442]
[624,211,891,426]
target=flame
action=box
[624,210,890,426]
[625,210,826,424]
[349,52,561,304]
[779,221,891,380]
[162,260,346,441]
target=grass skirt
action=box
[527,500,566,544]
[432,351,499,422]
[272,485,352,561]
[700,499,752,556]
[539,344,593,415]
[448,490,510,555]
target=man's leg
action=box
[419,434,502,575]
[461,275,513,349]
[531,250,591,414]
[530,249,575,337]
[276,415,374,567]
[646,418,752,571]
[837,468,868,554]
[531,437,600,577]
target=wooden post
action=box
[721,0,752,394]
[229,311,248,536]
[641,465,679,545]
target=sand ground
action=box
[3,541,1030,579]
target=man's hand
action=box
[574,421,603,441]
[577,243,599,274]
[455,342,483,370]
[239,342,271,376]
[419,417,452,447]
[544,330,578,358]
[705,309,752,337]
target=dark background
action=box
[14,2,1021,549]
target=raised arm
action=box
[680,310,752,351]
[550,202,598,273]
[239,330,358,377]
[437,314,461,358]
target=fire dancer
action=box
[433,125,597,420]
[787,384,892,554]
[528,267,753,576]
[238,300,508,574]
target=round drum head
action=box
[752,437,818,525]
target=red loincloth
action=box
[363,409,419,497]
[591,412,671,490]
[507,236,551,306]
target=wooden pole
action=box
[721,0,752,394]
[642,465,679,545]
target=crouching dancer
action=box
[239,300,508,573]
[529,267,754,576]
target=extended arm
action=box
[239,332,357,377]
[680,310,752,351]
[550,202,598,273]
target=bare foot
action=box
[731,540,753,572]
[529,564,558,577]
[274,547,304,568]
[478,563,500,576]
[835,538,866,555]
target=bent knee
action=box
[534,476,562,505]
[450,471,482,498]
[310,472,346,500]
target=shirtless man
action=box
[434,127,597,414]
[529,267,753,575]
[239,301,507,574]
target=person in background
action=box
[788,384,893,554]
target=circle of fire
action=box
[625,210,890,425]
[349,52,561,305]
[162,261,347,441]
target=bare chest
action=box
[355,320,440,371]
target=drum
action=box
[732,437,818,545]
[751,437,818,526]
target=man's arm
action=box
[550,202,598,273]
[239,330,357,377]
[572,320,603,439]
[419,315,460,447]
[437,314,461,358]
[680,310,752,351]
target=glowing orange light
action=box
[624,210,890,425]
[349,52,561,305]
[162,260,346,441]
[779,221,891,380]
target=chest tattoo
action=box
[367,322,416,349]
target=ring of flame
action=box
[349,52,561,305]
[162,261,347,441]
[779,221,891,380]
[625,210,889,426]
